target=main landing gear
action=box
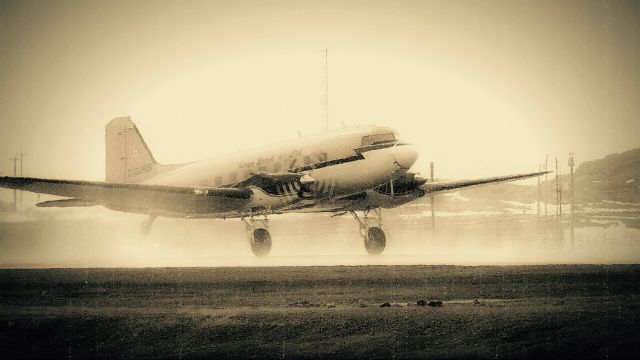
[242,215,272,257]
[350,208,386,255]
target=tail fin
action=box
[105,117,166,183]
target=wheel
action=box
[251,228,272,257]
[364,227,386,255]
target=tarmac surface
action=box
[1,265,639,359]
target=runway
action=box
[1,265,639,359]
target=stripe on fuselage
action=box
[290,141,398,174]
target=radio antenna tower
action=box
[320,48,329,131]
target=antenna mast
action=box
[16,152,26,208]
[320,48,329,131]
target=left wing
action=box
[422,171,549,194]
[0,176,252,215]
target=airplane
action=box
[0,117,547,256]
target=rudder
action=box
[105,117,160,183]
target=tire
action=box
[364,227,386,255]
[251,228,272,257]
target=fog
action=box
[1,204,638,268]
[2,0,640,183]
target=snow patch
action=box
[443,191,470,202]
[583,207,640,213]
[399,210,501,219]
[602,200,640,207]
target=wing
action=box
[0,176,252,215]
[422,171,549,194]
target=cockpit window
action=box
[362,133,396,147]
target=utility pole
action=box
[544,155,548,216]
[430,161,435,232]
[319,48,329,131]
[569,152,575,246]
[554,157,562,242]
[568,152,575,214]
[555,158,562,217]
[16,152,26,208]
[558,164,562,217]
[537,163,541,217]
[9,156,18,211]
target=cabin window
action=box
[214,176,222,186]
[229,172,237,183]
[362,133,396,147]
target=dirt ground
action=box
[0,265,639,359]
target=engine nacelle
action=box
[374,172,426,196]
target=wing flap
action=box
[36,199,96,208]
[422,171,549,194]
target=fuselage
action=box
[142,125,421,217]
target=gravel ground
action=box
[1,265,639,359]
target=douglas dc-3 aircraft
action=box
[0,117,547,256]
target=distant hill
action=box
[400,147,640,214]
[471,147,640,206]
[568,148,640,204]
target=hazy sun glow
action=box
[1,0,639,187]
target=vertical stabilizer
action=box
[105,117,160,183]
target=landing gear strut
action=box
[141,215,156,235]
[350,208,386,255]
[242,215,272,257]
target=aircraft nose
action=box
[393,143,419,169]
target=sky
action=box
[1,0,639,183]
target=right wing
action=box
[0,176,252,215]
[422,171,549,194]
